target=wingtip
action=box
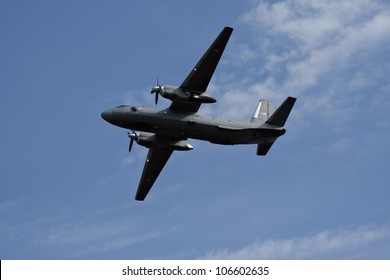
[224,26,234,33]
[135,193,146,201]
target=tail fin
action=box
[266,96,296,127]
[256,96,297,156]
[251,99,275,123]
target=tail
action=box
[256,96,297,156]
[266,96,296,127]
[251,99,275,123]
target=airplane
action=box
[101,26,296,201]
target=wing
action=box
[135,148,174,201]
[180,26,233,93]
[169,27,233,113]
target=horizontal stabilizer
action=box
[257,142,274,156]
[266,97,296,127]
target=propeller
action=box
[127,130,138,152]
[150,77,162,105]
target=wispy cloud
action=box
[74,230,163,257]
[0,198,24,211]
[204,223,390,259]
[3,205,170,259]
[210,0,390,123]
[195,0,390,163]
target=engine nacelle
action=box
[160,86,216,103]
[133,132,193,151]
[159,85,186,100]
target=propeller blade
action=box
[128,131,137,152]
[129,138,133,152]
[151,76,161,104]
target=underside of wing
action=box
[169,99,202,113]
[135,148,174,201]
[180,27,233,94]
[169,27,233,114]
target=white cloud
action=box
[212,0,390,122]
[243,0,385,51]
[227,43,257,66]
[197,0,390,165]
[204,223,390,259]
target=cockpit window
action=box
[116,105,128,108]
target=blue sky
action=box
[1,0,390,259]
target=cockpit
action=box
[114,105,139,111]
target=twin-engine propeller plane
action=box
[102,27,296,201]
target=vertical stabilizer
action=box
[256,96,297,156]
[266,97,296,127]
[251,99,275,123]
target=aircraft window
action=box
[116,105,128,108]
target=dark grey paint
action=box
[102,27,296,200]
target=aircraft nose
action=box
[101,109,112,122]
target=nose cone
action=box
[101,109,112,122]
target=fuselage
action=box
[101,105,285,145]
[99,27,297,201]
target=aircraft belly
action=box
[184,124,283,145]
[184,122,254,144]
[120,112,280,145]
[128,117,232,143]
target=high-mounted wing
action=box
[180,26,233,94]
[170,27,233,113]
[135,148,174,201]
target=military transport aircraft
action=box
[101,27,296,201]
